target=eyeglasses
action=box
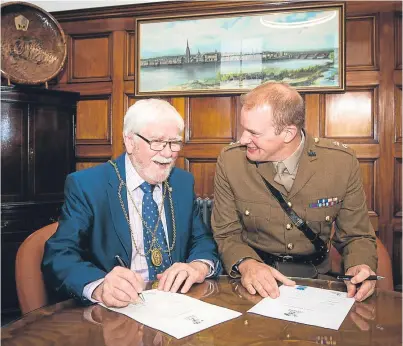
[135,133,183,152]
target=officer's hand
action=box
[345,264,376,301]
[92,266,145,307]
[156,261,209,294]
[238,259,296,298]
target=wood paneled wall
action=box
[50,1,402,289]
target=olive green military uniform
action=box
[212,134,377,275]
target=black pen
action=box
[336,275,384,281]
[114,255,145,302]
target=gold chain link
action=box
[108,160,177,256]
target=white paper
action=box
[101,289,242,339]
[248,285,355,330]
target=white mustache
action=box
[152,157,173,164]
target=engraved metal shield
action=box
[1,2,67,85]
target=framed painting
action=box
[135,3,345,96]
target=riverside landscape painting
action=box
[135,4,345,96]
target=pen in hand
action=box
[114,255,146,302]
[336,274,384,281]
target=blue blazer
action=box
[42,154,221,304]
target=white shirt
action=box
[83,154,214,301]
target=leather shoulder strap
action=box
[261,176,327,254]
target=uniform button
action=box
[286,223,292,230]
[314,137,319,143]
[287,201,292,207]
[244,209,250,216]
[287,243,294,250]
[325,215,331,222]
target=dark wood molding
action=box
[321,85,379,144]
[124,31,136,81]
[76,94,112,145]
[346,15,379,71]
[52,1,311,22]
[68,32,113,83]
[394,158,402,217]
[76,144,112,159]
[394,12,402,70]
[186,96,237,144]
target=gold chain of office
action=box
[109,160,177,267]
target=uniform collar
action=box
[273,130,305,174]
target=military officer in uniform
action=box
[212,82,377,302]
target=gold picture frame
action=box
[135,2,345,97]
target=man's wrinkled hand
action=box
[92,266,145,307]
[238,259,295,298]
[157,261,209,294]
[345,264,376,301]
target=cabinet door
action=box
[29,105,74,201]
[1,102,28,203]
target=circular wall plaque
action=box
[1,2,67,85]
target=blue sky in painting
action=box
[277,12,318,23]
[140,9,339,59]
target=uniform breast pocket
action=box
[235,200,270,244]
[305,205,340,240]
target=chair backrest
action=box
[15,222,58,315]
[198,198,394,291]
[196,197,213,230]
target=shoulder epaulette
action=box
[223,141,245,152]
[313,137,355,156]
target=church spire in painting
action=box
[185,39,191,63]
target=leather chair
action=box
[197,198,394,291]
[15,222,58,314]
[330,235,394,291]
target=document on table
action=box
[248,285,355,330]
[101,289,242,339]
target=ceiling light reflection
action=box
[260,12,336,29]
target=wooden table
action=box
[2,276,402,346]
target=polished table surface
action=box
[2,276,402,346]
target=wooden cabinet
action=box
[1,86,79,319]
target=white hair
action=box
[123,99,184,136]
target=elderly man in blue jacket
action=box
[42,99,221,307]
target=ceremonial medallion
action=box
[151,248,163,266]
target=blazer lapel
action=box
[107,154,131,261]
[288,136,318,199]
[164,172,180,263]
